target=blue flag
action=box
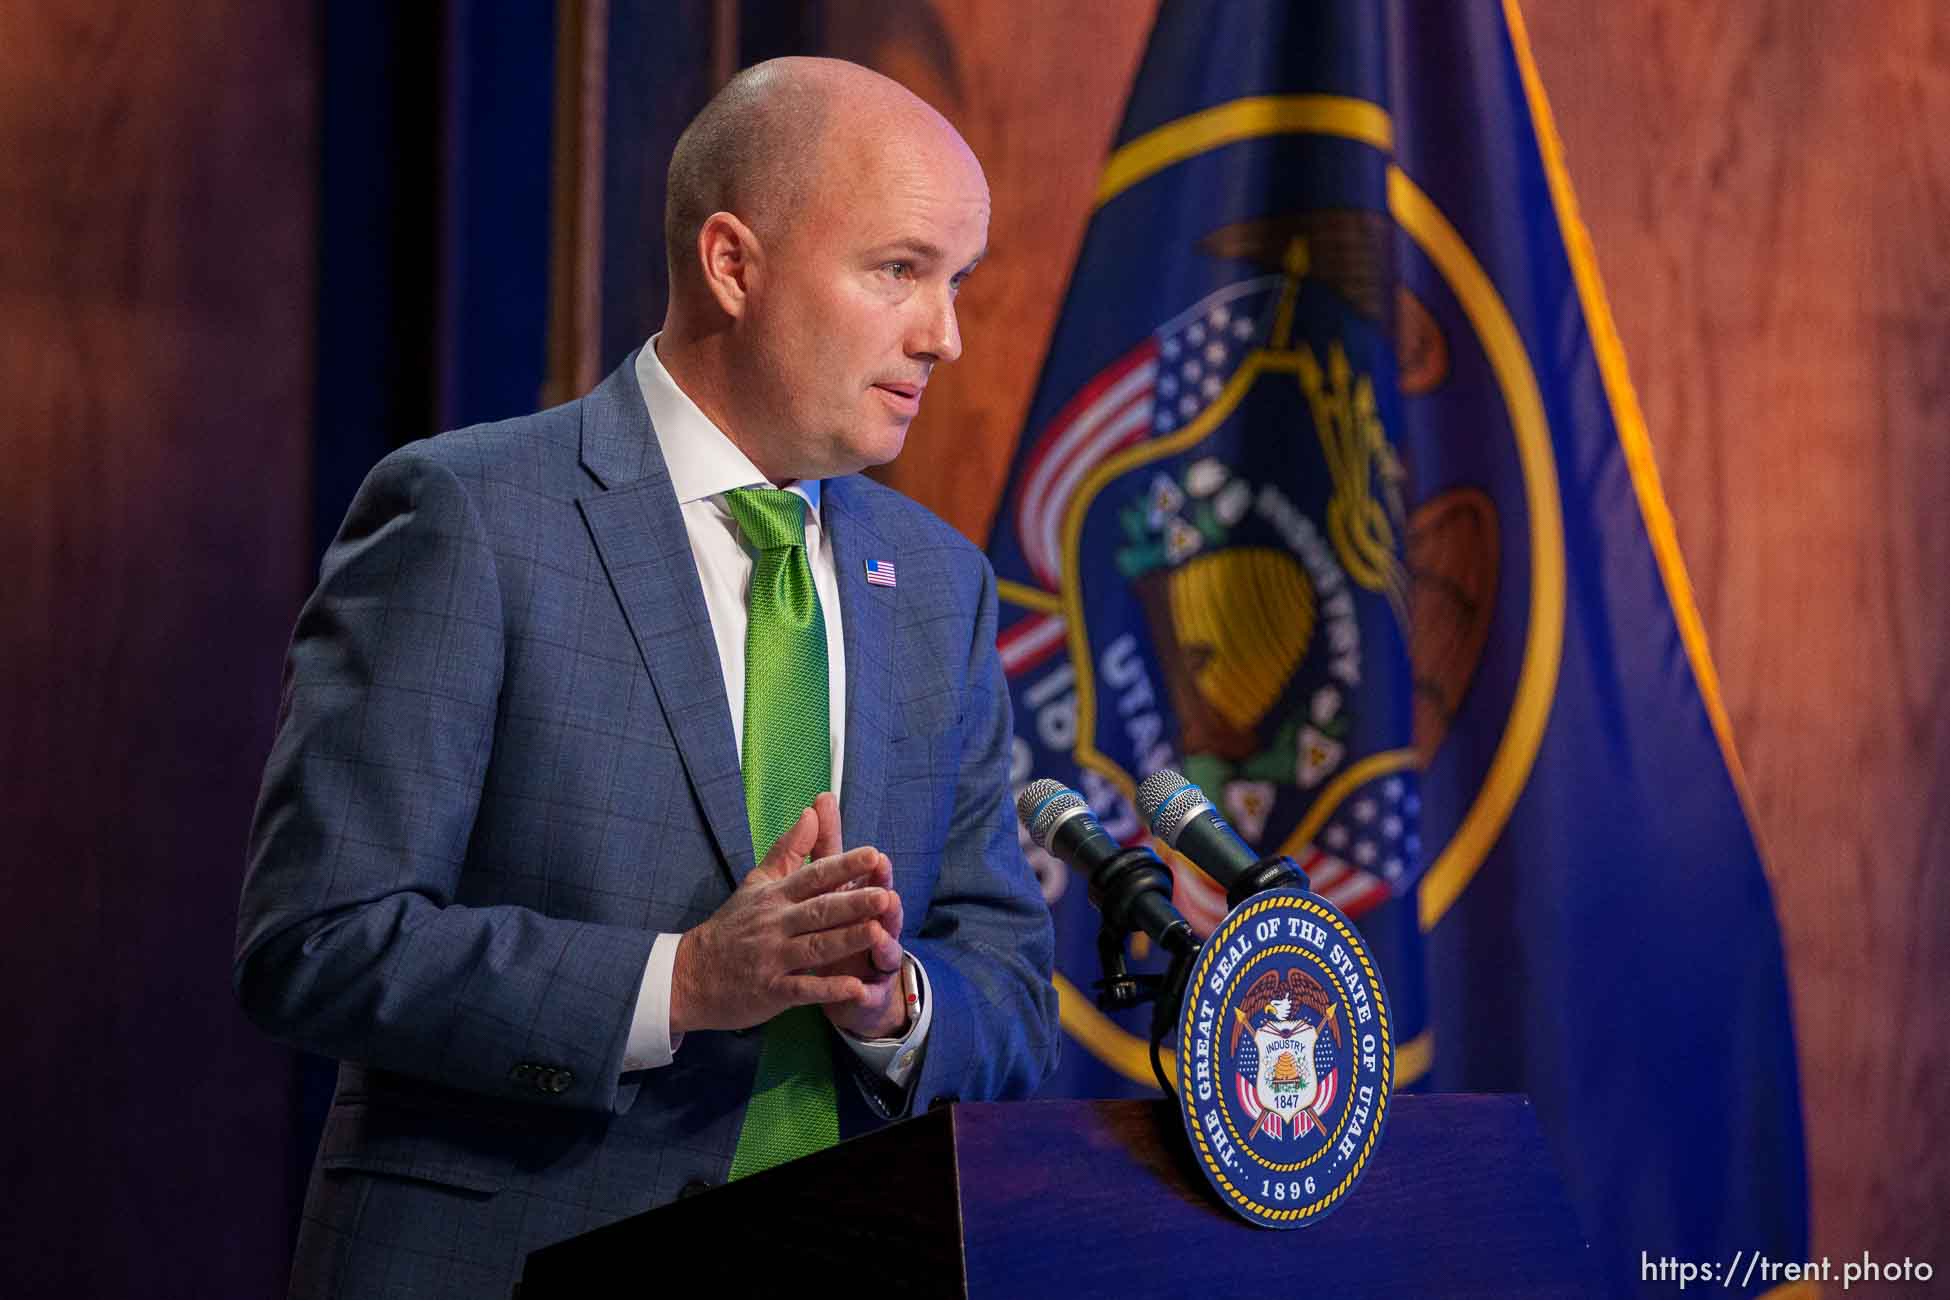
[987,0,1807,1288]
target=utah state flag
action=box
[988,1,1807,1291]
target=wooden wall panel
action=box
[845,0,1946,1283]
[1524,0,1949,1277]
[0,1,315,1293]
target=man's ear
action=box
[696,211,761,320]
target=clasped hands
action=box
[669,792,908,1040]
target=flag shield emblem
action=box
[1234,974,1339,1139]
[1048,253,1420,937]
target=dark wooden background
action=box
[0,1,314,1293]
[2,1,1941,1292]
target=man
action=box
[236,57,1058,1297]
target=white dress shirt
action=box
[620,336,931,1087]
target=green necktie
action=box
[723,487,840,1179]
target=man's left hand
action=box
[803,792,909,1039]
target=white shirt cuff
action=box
[838,952,933,1087]
[622,932,686,1072]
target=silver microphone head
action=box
[1136,768,1214,847]
[1015,779,1066,830]
[1015,779,1091,850]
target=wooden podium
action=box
[519,1094,1596,1297]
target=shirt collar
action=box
[635,334,822,520]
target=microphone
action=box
[1016,779,1195,959]
[1135,768,1310,909]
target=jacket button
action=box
[678,1178,716,1199]
[545,1069,573,1094]
[509,1063,533,1084]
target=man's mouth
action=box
[872,381,926,412]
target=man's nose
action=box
[908,288,962,364]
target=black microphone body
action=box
[1017,781,1197,960]
[1018,779,1203,1093]
[1137,770,1311,909]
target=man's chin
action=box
[822,422,910,477]
[861,426,911,472]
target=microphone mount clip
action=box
[1224,853,1311,910]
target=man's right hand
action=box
[668,804,898,1034]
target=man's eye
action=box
[883,262,912,279]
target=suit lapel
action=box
[576,353,754,884]
[825,478,896,850]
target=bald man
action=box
[236,59,1059,1298]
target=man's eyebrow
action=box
[871,239,945,262]
[873,240,987,271]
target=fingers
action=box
[819,963,904,1036]
[811,791,842,861]
[777,804,818,857]
[783,887,896,939]
[687,818,909,1030]
[777,845,882,902]
[864,857,905,975]
[784,916,890,969]
[868,928,904,976]
[752,806,820,881]
[775,973,865,1006]
[872,854,902,940]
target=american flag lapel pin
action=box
[864,558,897,588]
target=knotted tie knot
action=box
[725,487,807,553]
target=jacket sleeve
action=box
[902,555,1061,1110]
[233,447,653,1114]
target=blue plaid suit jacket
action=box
[236,353,1059,1297]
